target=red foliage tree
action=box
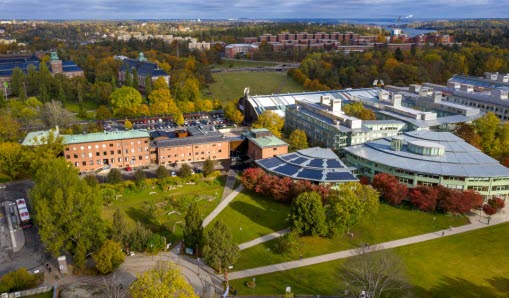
[371,173,408,206]
[437,187,482,215]
[359,176,370,185]
[409,186,438,212]
[241,168,266,190]
[483,197,506,215]
[270,176,293,202]
[255,174,279,196]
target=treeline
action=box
[288,44,509,90]
[412,19,509,48]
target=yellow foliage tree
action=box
[129,262,198,298]
[153,77,169,90]
[252,111,284,138]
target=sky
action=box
[0,0,507,19]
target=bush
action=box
[84,174,99,187]
[288,192,328,236]
[207,170,222,179]
[372,173,408,206]
[156,165,169,179]
[146,233,166,254]
[100,188,116,206]
[202,158,215,177]
[107,168,123,184]
[0,268,37,292]
[273,231,301,256]
[178,163,193,178]
[129,222,153,252]
[93,240,125,274]
[134,169,146,187]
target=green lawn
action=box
[212,59,279,69]
[230,223,509,297]
[102,177,226,243]
[233,204,470,270]
[209,191,291,243]
[202,72,304,103]
[65,101,99,120]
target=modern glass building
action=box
[344,130,509,199]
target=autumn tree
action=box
[148,88,180,118]
[327,182,379,236]
[152,77,169,90]
[40,100,69,128]
[0,268,37,293]
[372,173,408,206]
[436,186,482,215]
[156,165,168,179]
[178,163,193,178]
[9,97,42,133]
[252,110,284,138]
[483,197,505,215]
[10,67,25,98]
[224,101,244,125]
[124,119,133,130]
[0,113,22,142]
[241,167,266,190]
[340,245,409,298]
[0,142,26,179]
[473,112,501,157]
[342,102,376,120]
[95,105,112,121]
[408,186,439,212]
[202,220,240,273]
[30,159,105,268]
[109,86,143,117]
[93,240,125,274]
[288,129,308,151]
[107,168,123,184]
[144,75,152,96]
[288,191,328,236]
[129,262,197,298]
[453,122,481,149]
[183,202,203,253]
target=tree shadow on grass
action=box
[228,200,289,237]
[411,276,507,298]
[125,206,161,231]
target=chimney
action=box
[409,84,421,94]
[330,99,342,112]
[378,90,389,101]
[460,84,474,93]
[391,93,402,106]
[432,91,442,103]
[320,95,331,106]
[485,72,498,81]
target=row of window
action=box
[74,155,150,167]
[66,140,148,151]
[67,147,149,159]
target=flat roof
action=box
[22,128,60,146]
[344,131,509,178]
[248,135,288,148]
[256,147,357,183]
[62,130,150,145]
[153,134,227,148]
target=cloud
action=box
[0,0,506,19]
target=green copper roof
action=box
[50,52,59,61]
[243,128,288,148]
[250,128,270,133]
[62,130,150,145]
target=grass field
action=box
[209,191,291,243]
[203,72,304,103]
[65,101,99,120]
[212,59,279,69]
[233,204,470,270]
[102,177,226,243]
[230,223,509,297]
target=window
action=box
[66,155,70,159]
[73,147,76,150]
[96,152,100,156]
[146,155,149,160]
[90,161,94,165]
[87,145,91,149]
[139,156,142,160]
[219,150,222,153]
[118,150,121,154]
[95,145,99,149]
[75,162,79,167]
[65,148,69,151]
[118,158,122,162]
[102,144,106,148]
[110,151,114,155]
[111,158,115,163]
[82,161,86,166]
[125,157,129,162]
[73,154,78,158]
[88,152,92,158]
[81,154,85,158]
[80,146,84,150]
[273,148,277,151]
[103,151,107,156]
[131,156,136,161]
[110,143,114,147]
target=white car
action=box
[171,171,177,177]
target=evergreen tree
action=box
[288,191,328,236]
[124,64,133,87]
[144,74,152,96]
[112,209,130,248]
[202,220,240,272]
[183,202,203,252]
[10,67,24,97]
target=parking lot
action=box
[0,181,46,275]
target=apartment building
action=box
[62,130,151,172]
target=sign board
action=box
[185,247,194,255]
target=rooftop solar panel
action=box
[292,157,308,165]
[326,172,357,181]
[308,159,324,168]
[281,154,298,161]
[326,159,343,168]
[257,158,284,169]
[297,169,323,180]
[274,163,301,176]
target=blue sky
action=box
[0,0,506,19]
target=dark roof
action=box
[0,54,82,77]
[255,147,358,183]
[120,58,169,77]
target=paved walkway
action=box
[239,228,290,250]
[221,169,238,201]
[228,213,509,280]
[202,184,244,227]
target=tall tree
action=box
[288,129,308,151]
[288,191,328,236]
[10,67,25,97]
[109,86,143,117]
[153,77,169,90]
[183,202,203,252]
[40,100,69,128]
[30,159,105,265]
[340,245,409,298]
[473,112,501,157]
[202,158,215,177]
[178,163,193,178]
[327,182,379,236]
[252,110,284,138]
[129,262,197,298]
[124,64,132,87]
[112,209,130,247]
[132,68,139,90]
[202,220,240,273]
[144,74,152,96]
[0,142,26,179]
